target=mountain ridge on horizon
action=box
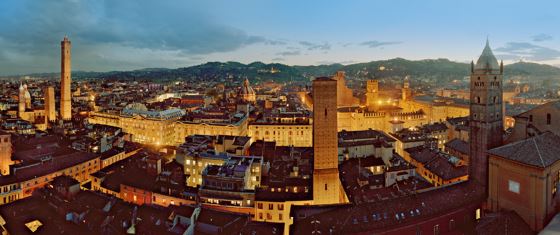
[3,58,560,83]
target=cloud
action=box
[0,0,277,74]
[265,39,288,46]
[299,41,331,50]
[495,42,560,61]
[532,33,553,42]
[359,40,402,48]
[271,57,285,61]
[276,50,301,56]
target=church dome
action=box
[475,40,500,71]
[238,79,255,96]
[238,79,256,102]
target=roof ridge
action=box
[532,137,546,167]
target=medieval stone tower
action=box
[44,86,56,122]
[366,79,379,111]
[60,36,72,120]
[402,75,412,101]
[469,40,504,191]
[312,77,347,205]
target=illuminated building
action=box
[60,36,72,120]
[248,111,313,147]
[199,156,262,214]
[176,135,252,187]
[337,129,395,163]
[89,103,248,146]
[0,131,13,176]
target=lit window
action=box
[475,209,481,220]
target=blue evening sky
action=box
[0,0,559,75]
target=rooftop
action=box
[489,131,560,168]
[291,181,484,234]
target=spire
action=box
[500,60,504,74]
[474,39,499,72]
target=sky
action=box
[0,0,559,75]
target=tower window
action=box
[475,97,480,104]
[324,108,327,117]
[547,113,551,125]
[493,96,497,104]
[529,115,533,122]
[324,184,328,191]
[477,77,480,80]
[494,76,497,80]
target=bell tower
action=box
[469,39,504,192]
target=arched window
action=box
[547,113,551,125]
[493,96,497,104]
[324,108,327,117]
[475,96,480,104]
[529,115,533,122]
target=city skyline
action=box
[1,0,560,75]
[1,2,560,233]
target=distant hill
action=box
[504,62,560,78]
[5,58,560,83]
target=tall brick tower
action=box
[312,77,347,205]
[60,36,72,120]
[44,86,56,122]
[469,39,504,192]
